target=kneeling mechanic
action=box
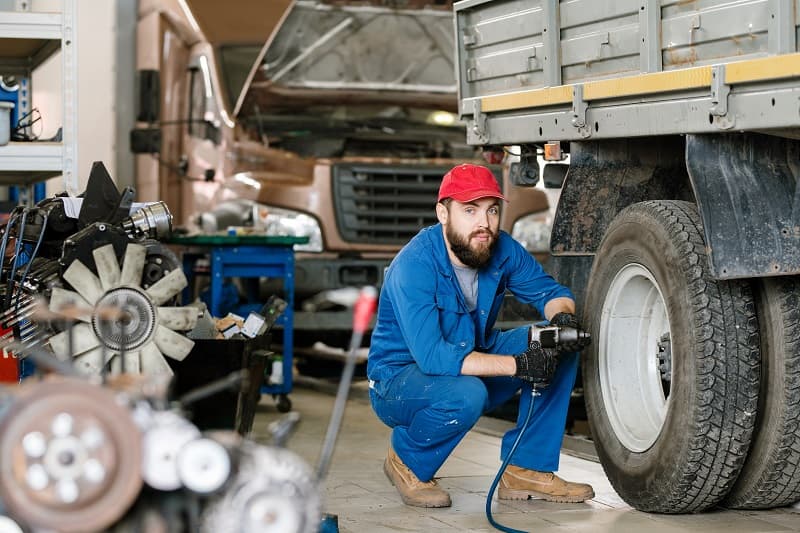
[367,163,594,508]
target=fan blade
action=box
[146,269,188,306]
[122,350,140,374]
[48,323,100,359]
[63,260,104,305]
[47,330,70,360]
[140,342,174,375]
[49,288,91,322]
[73,347,113,375]
[92,244,121,291]
[157,307,198,331]
[119,244,147,286]
[153,325,194,361]
[109,354,122,375]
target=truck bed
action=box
[454,0,800,145]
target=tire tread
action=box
[725,277,800,508]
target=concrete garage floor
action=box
[251,384,800,532]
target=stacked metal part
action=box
[0,163,323,532]
[0,374,321,532]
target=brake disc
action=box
[0,378,143,532]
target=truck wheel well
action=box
[550,136,694,255]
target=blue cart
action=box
[169,234,309,412]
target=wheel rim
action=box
[599,263,671,452]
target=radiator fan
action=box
[47,243,197,375]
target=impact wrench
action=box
[486,324,592,533]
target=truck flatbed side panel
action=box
[455,0,800,144]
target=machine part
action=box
[0,379,143,532]
[61,222,129,277]
[122,201,173,240]
[201,441,320,533]
[187,308,218,340]
[38,196,79,243]
[141,239,181,290]
[656,333,672,384]
[724,277,800,509]
[0,516,23,533]
[92,287,156,352]
[111,186,135,225]
[77,162,122,229]
[12,257,60,296]
[48,242,197,375]
[141,410,201,491]
[582,200,759,513]
[507,154,539,187]
[176,437,232,494]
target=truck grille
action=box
[333,164,503,245]
[333,164,451,244]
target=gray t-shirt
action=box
[452,263,479,312]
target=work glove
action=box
[548,312,591,353]
[513,340,558,387]
[548,312,580,329]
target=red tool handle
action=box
[352,286,378,334]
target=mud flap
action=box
[686,133,800,279]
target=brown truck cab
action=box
[133,0,551,339]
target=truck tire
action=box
[724,277,800,509]
[582,200,760,513]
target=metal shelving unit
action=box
[0,0,78,196]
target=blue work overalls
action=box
[367,225,578,482]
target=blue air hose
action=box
[485,385,538,533]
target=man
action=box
[367,163,593,508]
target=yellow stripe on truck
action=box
[480,85,573,113]
[725,52,800,84]
[478,52,800,113]
[583,66,712,100]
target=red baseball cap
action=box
[437,164,507,203]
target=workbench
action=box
[168,234,309,411]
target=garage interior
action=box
[1,0,800,532]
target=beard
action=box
[446,225,498,269]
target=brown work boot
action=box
[383,445,451,508]
[498,464,594,503]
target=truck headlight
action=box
[511,212,552,253]
[260,206,323,252]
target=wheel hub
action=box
[599,263,671,452]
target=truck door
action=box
[180,52,223,223]
[134,7,193,222]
